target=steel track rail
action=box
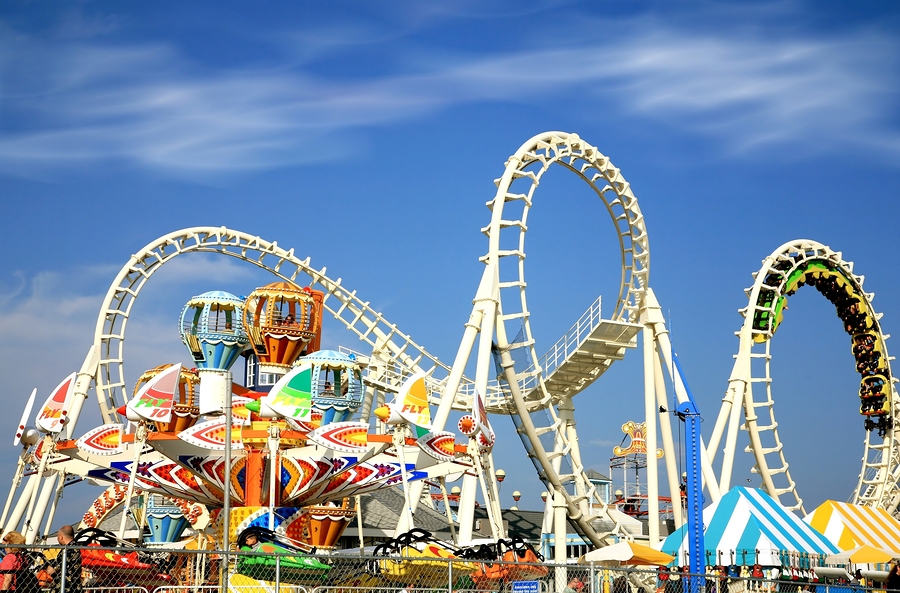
[89,227,466,425]
[709,239,900,513]
[481,132,650,539]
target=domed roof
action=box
[250,281,307,297]
[297,350,358,369]
[185,290,244,307]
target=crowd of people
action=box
[652,562,900,593]
[757,260,894,438]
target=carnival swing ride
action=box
[2,131,898,585]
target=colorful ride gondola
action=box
[369,528,476,587]
[234,526,330,585]
[132,365,201,433]
[72,528,173,589]
[460,536,549,588]
[243,282,324,376]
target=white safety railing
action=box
[343,296,605,410]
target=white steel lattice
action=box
[709,239,900,513]
[90,228,466,426]
[481,132,650,539]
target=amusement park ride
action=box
[2,132,899,581]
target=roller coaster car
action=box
[857,362,883,375]
[855,347,883,363]
[782,263,824,294]
[843,312,874,336]
[852,333,879,356]
[752,293,788,342]
[814,271,849,296]
[71,528,172,588]
[752,290,779,337]
[865,415,893,437]
[368,528,476,585]
[860,375,888,399]
[860,398,890,417]
[459,536,549,588]
[234,526,329,585]
[763,272,785,290]
[754,289,776,312]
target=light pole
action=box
[512,490,521,510]
[495,469,506,492]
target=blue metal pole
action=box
[672,352,705,593]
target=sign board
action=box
[512,581,540,593]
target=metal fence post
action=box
[448,555,453,593]
[221,544,229,590]
[59,546,67,593]
[275,552,281,591]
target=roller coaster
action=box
[3,131,898,558]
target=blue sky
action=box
[2,0,899,528]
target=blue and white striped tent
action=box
[661,487,838,567]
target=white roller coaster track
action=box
[708,239,900,514]
[63,132,651,548]
[37,137,899,551]
[445,131,651,546]
[80,227,620,431]
[82,227,469,428]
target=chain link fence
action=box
[0,544,884,593]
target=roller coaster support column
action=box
[651,350,684,528]
[643,290,687,528]
[494,341,604,548]
[644,290,721,503]
[433,268,492,431]
[672,353,705,593]
[553,488,568,592]
[706,293,754,493]
[713,379,750,493]
[641,319,661,546]
[415,267,500,538]
[558,398,591,518]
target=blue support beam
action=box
[672,353,705,593]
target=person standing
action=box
[45,526,82,593]
[888,564,900,592]
[0,532,25,591]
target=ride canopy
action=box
[661,487,838,567]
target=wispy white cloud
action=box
[596,30,898,153]
[0,14,896,176]
[0,255,265,428]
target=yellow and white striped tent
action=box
[804,500,900,553]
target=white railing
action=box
[343,296,606,410]
[533,296,604,382]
